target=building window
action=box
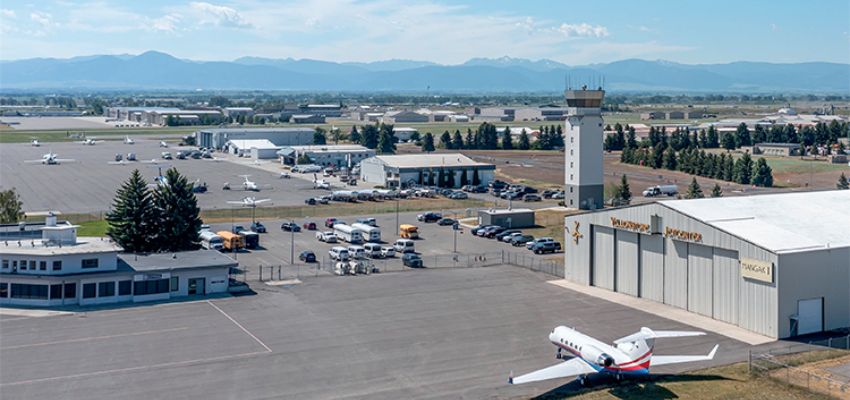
[570,174,573,180]
[11,260,17,270]
[133,279,169,296]
[82,283,96,299]
[19,260,26,270]
[53,261,62,271]
[0,282,7,298]
[1,260,7,269]
[170,277,179,292]
[81,259,98,269]
[64,283,76,299]
[50,284,62,299]
[570,162,574,168]
[570,187,574,193]
[98,282,115,297]
[118,280,132,296]
[10,283,48,299]
[39,261,47,271]
[29,260,36,270]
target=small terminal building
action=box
[564,190,850,339]
[478,208,535,229]
[0,214,236,307]
[360,153,495,189]
[277,144,375,167]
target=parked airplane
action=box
[222,175,272,192]
[25,152,76,165]
[227,197,271,207]
[124,136,135,145]
[160,140,168,148]
[30,138,40,147]
[313,174,330,189]
[509,326,718,386]
[78,138,102,145]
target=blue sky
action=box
[1,0,848,64]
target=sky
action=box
[1,0,848,65]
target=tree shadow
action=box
[532,373,732,400]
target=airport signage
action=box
[610,217,650,233]
[741,258,773,283]
[664,227,703,242]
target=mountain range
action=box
[1,51,847,93]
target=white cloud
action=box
[555,23,609,38]
[152,14,182,33]
[30,11,52,27]
[189,2,250,28]
[1,9,15,18]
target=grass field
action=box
[0,127,199,143]
[541,350,847,400]
[77,219,109,236]
[762,157,850,174]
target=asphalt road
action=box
[0,266,750,399]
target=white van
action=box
[329,246,350,261]
[334,224,364,244]
[199,231,224,251]
[347,245,367,259]
[351,223,381,242]
[363,243,383,258]
[393,239,415,253]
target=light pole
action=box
[290,219,295,265]
[395,197,400,236]
[453,224,458,253]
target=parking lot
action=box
[208,210,563,275]
[0,265,751,399]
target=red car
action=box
[324,218,338,228]
[303,221,317,230]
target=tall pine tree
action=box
[421,132,435,152]
[751,157,773,187]
[349,126,361,144]
[501,127,513,150]
[451,129,464,149]
[106,169,156,253]
[439,130,452,149]
[686,178,704,199]
[377,123,396,154]
[518,129,531,150]
[153,168,202,252]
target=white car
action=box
[347,245,367,259]
[380,246,396,258]
[329,247,349,261]
[502,232,524,243]
[316,231,337,243]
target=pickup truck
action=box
[642,185,678,197]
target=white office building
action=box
[196,128,315,149]
[360,153,495,189]
[277,145,375,167]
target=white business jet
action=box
[312,174,330,189]
[30,138,40,147]
[159,140,168,148]
[25,152,76,165]
[78,138,102,145]
[124,136,135,145]
[509,326,718,386]
[226,197,271,207]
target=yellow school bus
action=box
[399,224,419,239]
[216,231,245,251]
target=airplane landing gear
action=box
[556,348,562,359]
[579,375,587,386]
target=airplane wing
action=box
[24,159,44,163]
[650,345,718,367]
[253,199,271,204]
[509,358,596,385]
[615,327,705,344]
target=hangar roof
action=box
[661,190,850,253]
[370,153,494,169]
[225,139,280,150]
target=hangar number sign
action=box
[740,258,773,283]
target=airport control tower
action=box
[564,85,605,210]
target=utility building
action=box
[564,87,605,210]
[563,190,850,339]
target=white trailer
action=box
[352,223,381,242]
[333,224,364,243]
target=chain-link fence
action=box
[503,251,565,277]
[749,344,850,399]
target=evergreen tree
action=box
[361,124,379,149]
[723,154,734,181]
[616,174,631,205]
[465,128,475,149]
[501,127,513,149]
[698,129,707,148]
[439,130,452,149]
[706,126,720,148]
[409,131,421,142]
[626,126,638,149]
[451,129,464,149]
[751,157,773,187]
[722,132,736,150]
[686,178,704,199]
[552,125,565,148]
[662,146,677,170]
[734,152,754,184]
[421,132,435,152]
[784,124,799,143]
[459,170,469,187]
[714,153,727,180]
[615,123,626,150]
[377,124,396,154]
[0,188,23,224]
[837,173,849,190]
[437,169,446,188]
[106,170,156,253]
[349,126,361,144]
[710,183,723,197]
[518,129,531,150]
[312,127,327,145]
[152,168,202,252]
[472,169,480,186]
[752,125,767,144]
[735,122,751,147]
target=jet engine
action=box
[582,345,615,367]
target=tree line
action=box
[106,169,202,253]
[420,122,565,152]
[316,124,397,154]
[607,123,775,187]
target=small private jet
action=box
[227,197,271,207]
[222,175,271,192]
[312,174,331,189]
[159,140,168,148]
[124,136,135,145]
[78,138,102,145]
[509,326,718,386]
[30,138,40,147]
[25,152,76,165]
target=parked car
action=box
[501,232,524,243]
[551,191,565,199]
[317,196,330,205]
[489,180,507,190]
[531,241,562,254]
[495,229,522,241]
[510,234,535,246]
[448,191,468,200]
[541,190,556,199]
[470,225,488,236]
[347,245,367,259]
[437,217,456,226]
[302,221,317,230]
[280,222,301,232]
[250,221,267,233]
[304,198,317,205]
[526,237,555,250]
[356,217,377,226]
[417,212,442,223]
[316,231,338,243]
[523,194,542,202]
[380,246,396,258]
[329,247,350,261]
[232,225,247,234]
[325,218,338,228]
[402,253,423,268]
[393,239,416,253]
[484,226,506,238]
[502,191,523,200]
[476,225,500,237]
[299,251,316,263]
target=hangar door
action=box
[639,234,664,303]
[592,226,615,290]
[615,231,639,296]
[712,248,739,325]
[687,244,713,317]
[663,240,688,309]
[797,298,823,335]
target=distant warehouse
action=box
[564,190,850,339]
[360,153,495,189]
[196,127,314,149]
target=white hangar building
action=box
[195,127,315,150]
[564,190,850,339]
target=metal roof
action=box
[119,250,236,272]
[661,190,850,253]
[226,139,280,150]
[370,153,495,169]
